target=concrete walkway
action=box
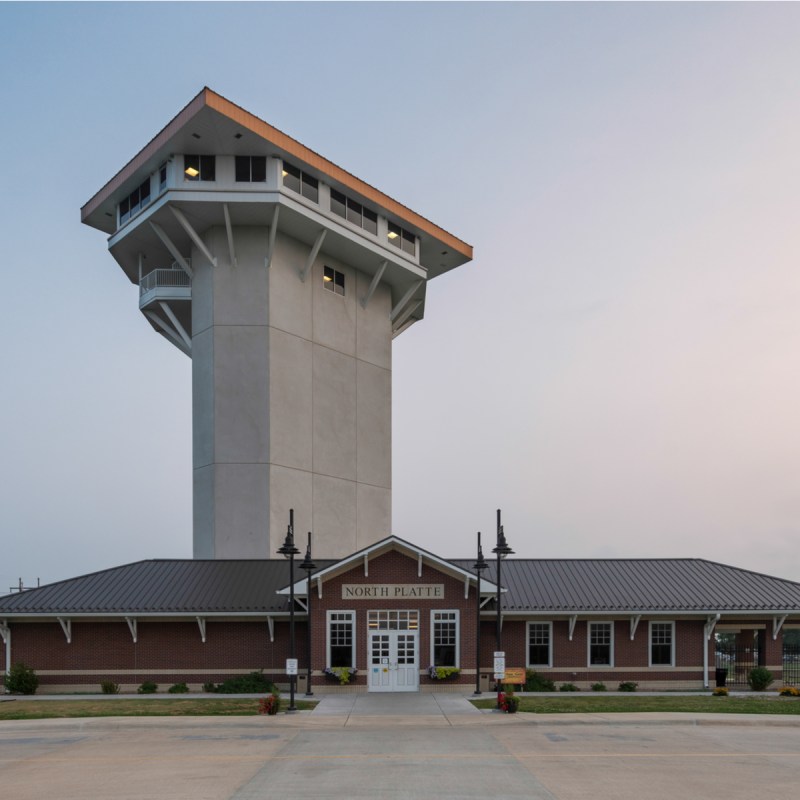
[311,691,481,718]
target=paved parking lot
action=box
[1,698,800,799]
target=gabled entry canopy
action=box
[277,536,500,598]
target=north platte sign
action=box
[342,584,444,599]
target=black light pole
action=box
[278,509,300,713]
[473,531,488,695]
[493,509,514,697]
[300,532,316,697]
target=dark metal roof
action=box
[0,560,334,615]
[452,559,800,612]
[2,556,800,616]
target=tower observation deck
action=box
[81,88,472,560]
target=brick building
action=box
[2,536,799,694]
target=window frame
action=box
[323,265,345,296]
[649,621,675,667]
[327,610,356,669]
[282,160,318,203]
[430,610,459,668]
[330,188,378,235]
[183,154,216,182]
[588,621,614,667]
[387,221,417,256]
[119,177,152,226]
[235,155,267,183]
[527,621,553,668]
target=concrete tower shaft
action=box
[81,88,472,560]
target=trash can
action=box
[715,668,727,687]
[479,672,493,693]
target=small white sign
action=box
[493,651,506,679]
[286,658,298,676]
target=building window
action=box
[330,188,378,235]
[431,611,459,667]
[327,611,355,668]
[387,221,416,256]
[367,610,419,630]
[235,156,267,183]
[119,177,151,225]
[323,266,345,296]
[650,621,675,667]
[282,161,318,202]
[527,622,552,667]
[158,163,168,193]
[184,155,215,181]
[589,622,613,666]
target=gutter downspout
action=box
[0,620,10,686]
[703,613,720,688]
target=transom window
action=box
[184,155,215,181]
[650,621,674,667]
[528,622,552,667]
[387,221,416,255]
[327,611,355,668]
[431,611,459,667]
[330,188,378,235]
[367,610,419,630]
[235,156,267,183]
[323,266,345,296]
[119,178,151,225]
[282,161,318,202]
[589,622,613,666]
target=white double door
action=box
[368,630,419,692]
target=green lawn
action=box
[471,694,800,715]
[0,698,317,720]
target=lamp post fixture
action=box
[473,531,488,695]
[300,532,316,697]
[278,509,300,713]
[492,509,513,696]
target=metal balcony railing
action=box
[139,265,191,296]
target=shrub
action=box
[3,662,39,695]
[779,686,800,697]
[202,682,217,693]
[323,667,357,685]
[559,682,579,692]
[712,687,729,697]
[258,692,281,715]
[525,670,556,692]
[591,682,607,691]
[618,681,638,692]
[748,667,774,692]
[100,680,120,695]
[168,682,189,694]
[137,681,158,694]
[215,671,275,694]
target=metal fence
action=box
[784,644,800,686]
[715,641,800,687]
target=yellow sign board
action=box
[503,667,526,686]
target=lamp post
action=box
[300,532,316,697]
[278,509,300,713]
[492,509,513,696]
[473,531,488,695]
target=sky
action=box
[1,2,800,590]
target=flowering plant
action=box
[712,687,728,697]
[779,686,800,697]
[497,690,519,713]
[324,667,357,685]
[258,692,281,715]
[428,666,461,680]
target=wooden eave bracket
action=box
[299,229,326,282]
[170,206,217,267]
[773,614,788,640]
[568,615,578,642]
[267,616,274,643]
[630,615,641,641]
[265,206,280,269]
[361,260,387,309]
[418,553,423,578]
[0,620,9,643]
[223,203,237,267]
[150,221,193,278]
[364,553,369,577]
[464,574,470,600]
[57,617,72,644]
[316,576,323,600]
[705,613,721,641]
[196,616,207,643]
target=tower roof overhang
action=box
[81,87,472,280]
